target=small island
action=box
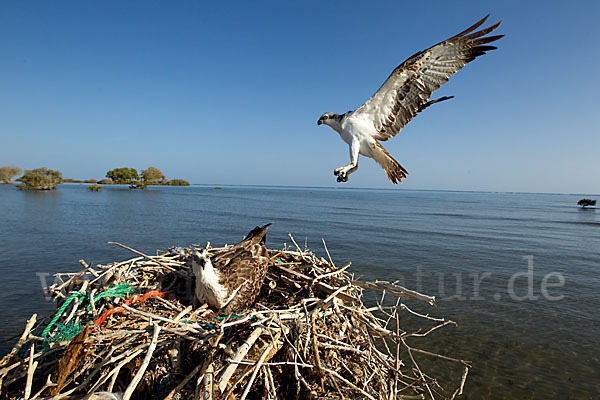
[0,166,22,184]
[577,198,596,209]
[104,166,189,188]
[16,168,63,190]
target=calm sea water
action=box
[1,183,598,398]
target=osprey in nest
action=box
[318,15,503,184]
[192,224,271,313]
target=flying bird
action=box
[317,15,503,184]
[192,224,271,313]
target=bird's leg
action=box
[334,140,359,182]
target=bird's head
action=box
[317,112,339,126]
[318,112,350,133]
[192,249,211,271]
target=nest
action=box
[0,235,469,400]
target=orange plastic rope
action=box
[94,290,165,326]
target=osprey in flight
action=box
[318,15,503,184]
[192,224,271,313]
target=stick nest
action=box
[0,236,469,399]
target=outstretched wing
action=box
[352,15,503,141]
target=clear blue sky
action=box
[1,1,598,193]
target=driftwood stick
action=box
[310,312,325,391]
[287,233,305,258]
[239,330,283,400]
[122,323,161,400]
[108,242,176,271]
[84,347,146,396]
[400,303,445,321]
[217,327,264,393]
[352,280,436,305]
[56,263,92,293]
[322,367,377,400]
[275,264,358,304]
[406,320,456,338]
[321,238,336,268]
[120,304,203,334]
[400,337,434,400]
[0,313,37,369]
[226,360,314,368]
[172,305,193,323]
[312,262,351,284]
[157,326,206,344]
[200,363,214,400]
[450,366,469,400]
[89,256,144,285]
[89,288,97,317]
[78,259,99,277]
[264,366,276,399]
[23,343,37,400]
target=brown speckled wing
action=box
[211,224,271,312]
[352,15,503,141]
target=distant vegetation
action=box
[0,166,22,184]
[104,167,189,188]
[5,165,189,190]
[63,178,98,184]
[167,179,190,186]
[141,167,166,185]
[16,168,63,190]
[577,199,596,209]
[106,167,140,185]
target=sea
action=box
[0,183,598,399]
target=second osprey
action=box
[318,15,503,184]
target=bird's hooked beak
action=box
[317,118,323,126]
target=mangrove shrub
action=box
[106,168,139,184]
[577,199,596,208]
[141,167,165,184]
[0,166,22,184]
[17,168,63,190]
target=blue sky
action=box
[1,1,598,193]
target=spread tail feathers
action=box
[373,141,408,184]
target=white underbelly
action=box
[359,141,376,157]
[195,275,228,309]
[340,117,378,159]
